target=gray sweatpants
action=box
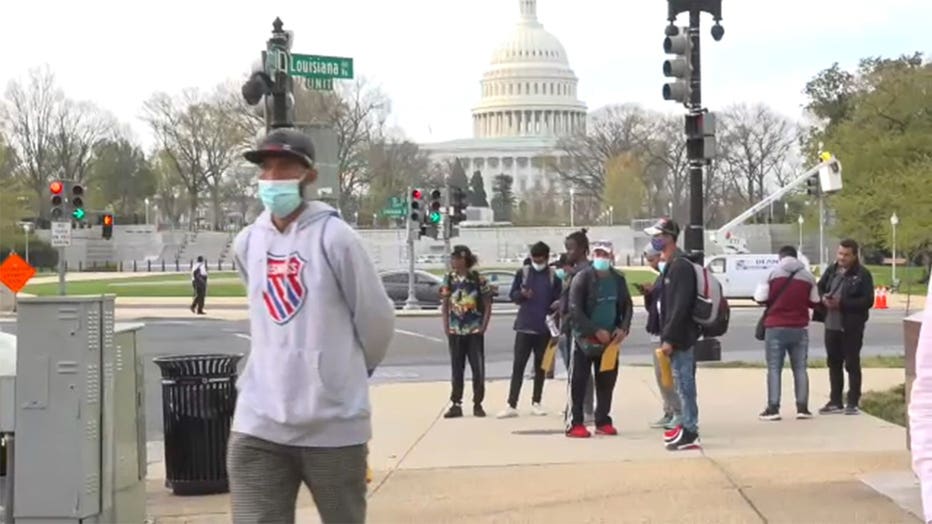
[227,431,368,524]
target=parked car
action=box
[481,269,519,303]
[379,269,443,307]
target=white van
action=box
[705,253,810,299]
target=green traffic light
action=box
[72,208,86,220]
[429,211,441,223]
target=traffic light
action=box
[49,180,64,220]
[409,188,424,223]
[806,175,820,196]
[662,26,692,105]
[428,189,442,224]
[70,183,86,221]
[685,111,717,161]
[102,213,114,240]
[450,186,468,224]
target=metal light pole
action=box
[818,195,825,270]
[665,0,723,265]
[242,18,295,133]
[609,205,614,226]
[19,222,33,264]
[569,188,576,228]
[404,186,420,310]
[797,214,804,252]
[145,197,150,225]
[891,212,899,287]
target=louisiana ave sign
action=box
[290,54,354,80]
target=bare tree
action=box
[200,87,252,229]
[51,98,115,184]
[142,90,210,229]
[716,104,800,217]
[552,104,653,195]
[1,67,59,211]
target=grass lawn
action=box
[861,383,906,427]
[24,272,245,297]
[861,265,926,292]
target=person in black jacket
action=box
[636,244,681,430]
[647,217,702,451]
[565,240,633,438]
[814,239,874,415]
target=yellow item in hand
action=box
[541,339,558,372]
[656,348,674,389]
[600,341,620,372]
[366,465,373,484]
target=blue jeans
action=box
[671,347,698,433]
[765,327,809,408]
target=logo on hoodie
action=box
[263,252,307,324]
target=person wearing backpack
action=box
[753,245,821,421]
[440,245,493,419]
[646,218,703,451]
[497,242,563,418]
[565,240,633,438]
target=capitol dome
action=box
[472,0,587,140]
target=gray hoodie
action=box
[230,202,395,447]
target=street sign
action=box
[51,221,72,247]
[388,196,404,208]
[290,54,354,80]
[0,252,36,293]
[381,208,405,217]
[305,77,334,91]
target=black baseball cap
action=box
[644,217,680,238]
[451,245,473,258]
[244,128,316,168]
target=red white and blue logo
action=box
[263,252,308,324]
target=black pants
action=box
[570,345,618,426]
[825,327,865,406]
[507,332,550,407]
[448,334,485,405]
[191,281,206,313]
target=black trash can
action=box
[153,353,243,496]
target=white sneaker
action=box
[496,406,519,419]
[530,403,547,416]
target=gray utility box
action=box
[12,296,146,524]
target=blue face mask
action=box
[658,261,667,273]
[650,237,667,252]
[555,268,566,280]
[592,258,612,272]
[258,179,304,218]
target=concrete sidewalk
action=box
[146,367,921,523]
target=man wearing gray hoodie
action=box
[227,129,395,523]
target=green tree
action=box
[490,174,515,222]
[468,170,488,207]
[448,158,469,191]
[86,139,157,217]
[602,152,647,224]
[805,54,932,263]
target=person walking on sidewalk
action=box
[647,217,703,451]
[227,128,395,523]
[566,240,633,438]
[813,239,875,416]
[440,245,493,419]
[560,230,595,422]
[498,241,563,418]
[191,255,208,315]
[754,245,821,421]
[636,244,681,430]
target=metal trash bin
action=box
[153,353,243,496]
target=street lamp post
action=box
[797,214,804,252]
[569,188,576,228]
[19,222,33,264]
[891,212,899,288]
[145,197,150,225]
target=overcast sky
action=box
[1,0,928,150]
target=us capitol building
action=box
[421,0,588,196]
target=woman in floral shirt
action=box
[440,245,493,418]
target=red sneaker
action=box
[663,425,683,443]
[566,425,592,438]
[596,424,618,436]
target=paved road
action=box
[0,309,909,439]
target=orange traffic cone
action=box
[874,287,888,309]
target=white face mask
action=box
[531,262,546,271]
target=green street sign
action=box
[381,207,405,217]
[388,196,404,208]
[305,77,334,91]
[290,54,354,80]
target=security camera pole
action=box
[662,0,723,264]
[242,18,295,132]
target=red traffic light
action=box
[103,214,113,226]
[49,181,63,194]
[411,189,422,199]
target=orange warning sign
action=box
[0,253,36,294]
